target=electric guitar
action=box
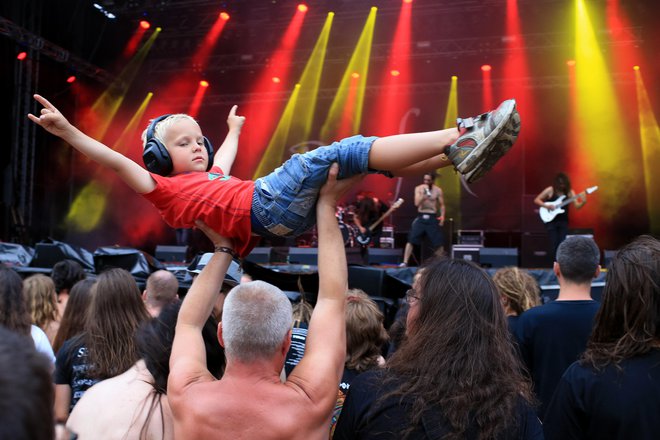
[356,198,404,246]
[539,186,598,223]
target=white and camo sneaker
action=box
[446,99,520,182]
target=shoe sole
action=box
[465,109,521,183]
[454,99,516,174]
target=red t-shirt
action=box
[142,166,259,257]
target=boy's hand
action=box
[27,95,73,138]
[194,220,234,250]
[319,163,364,205]
[227,105,246,132]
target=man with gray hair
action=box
[167,163,360,439]
[515,235,602,420]
[142,270,179,317]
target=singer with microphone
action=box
[400,172,445,267]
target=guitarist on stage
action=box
[400,172,446,267]
[534,172,587,260]
[354,191,389,249]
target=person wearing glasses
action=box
[334,258,541,439]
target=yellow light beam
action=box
[575,0,637,216]
[253,84,301,179]
[320,7,377,141]
[90,28,161,140]
[635,69,660,235]
[113,92,154,152]
[440,75,461,227]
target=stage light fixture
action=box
[633,65,640,71]
[220,12,230,21]
[66,75,77,83]
[390,69,400,77]
[298,4,308,12]
[351,72,360,79]
[93,3,116,19]
[481,64,492,72]
[403,0,413,3]
[566,59,576,67]
[200,80,209,87]
[451,75,458,80]
[272,76,281,83]
[17,51,27,61]
[139,20,150,29]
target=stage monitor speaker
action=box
[245,247,272,264]
[29,240,95,271]
[93,247,165,283]
[155,245,188,263]
[348,266,385,297]
[451,245,481,263]
[479,247,519,268]
[521,233,552,268]
[367,248,403,265]
[288,247,318,265]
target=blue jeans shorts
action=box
[251,135,390,237]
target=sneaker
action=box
[398,262,408,268]
[446,99,520,176]
[464,108,521,183]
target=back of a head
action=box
[23,274,58,328]
[51,260,86,294]
[145,270,179,306]
[52,278,96,353]
[222,281,292,363]
[86,268,150,379]
[492,267,540,315]
[585,235,660,366]
[556,236,600,284]
[0,325,53,440]
[345,289,388,373]
[0,265,31,336]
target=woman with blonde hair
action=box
[23,274,60,345]
[492,267,540,334]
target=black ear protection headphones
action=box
[142,114,214,176]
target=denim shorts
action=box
[251,135,390,237]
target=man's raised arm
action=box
[288,164,364,398]
[169,221,234,386]
[28,94,155,194]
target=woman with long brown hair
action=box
[334,258,540,439]
[544,235,660,439]
[53,268,150,437]
[52,279,96,354]
[23,274,60,345]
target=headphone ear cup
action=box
[203,136,214,171]
[143,138,173,176]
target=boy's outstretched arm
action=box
[212,105,245,175]
[28,94,156,194]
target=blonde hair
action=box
[492,267,540,315]
[345,289,388,372]
[23,274,58,329]
[141,114,199,149]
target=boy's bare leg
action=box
[367,128,459,171]
[390,155,453,177]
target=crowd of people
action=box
[2,94,657,439]
[1,168,658,439]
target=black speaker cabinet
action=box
[348,266,385,297]
[367,248,403,265]
[451,245,481,264]
[479,247,519,268]
[288,247,319,265]
[155,245,188,263]
[521,233,552,268]
[246,247,272,264]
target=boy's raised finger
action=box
[229,105,237,116]
[33,94,55,110]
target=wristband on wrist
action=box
[214,246,239,260]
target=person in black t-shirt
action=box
[515,235,601,420]
[544,235,660,440]
[335,258,541,439]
